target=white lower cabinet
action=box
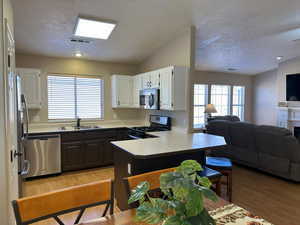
[111,75,133,108]
[17,68,42,109]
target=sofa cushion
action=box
[259,152,290,174]
[255,126,300,162]
[231,146,259,166]
[229,122,256,150]
[209,115,240,122]
[206,120,231,144]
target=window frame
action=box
[193,84,209,129]
[47,74,105,122]
[193,84,246,129]
[231,86,245,121]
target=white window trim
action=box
[193,84,246,130]
[193,84,209,129]
[47,74,105,121]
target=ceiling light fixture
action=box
[276,56,283,61]
[74,52,83,57]
[74,17,116,40]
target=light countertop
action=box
[111,131,226,159]
[28,120,148,134]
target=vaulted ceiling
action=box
[12,0,300,74]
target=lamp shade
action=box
[204,104,217,113]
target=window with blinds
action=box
[48,75,104,120]
[193,84,246,128]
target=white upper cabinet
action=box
[111,75,133,108]
[150,70,160,88]
[133,74,143,108]
[160,67,173,110]
[142,71,160,89]
[17,68,42,109]
[142,72,151,89]
[111,66,187,111]
[159,66,187,111]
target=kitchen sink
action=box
[59,125,102,131]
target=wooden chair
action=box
[123,167,222,208]
[12,180,114,225]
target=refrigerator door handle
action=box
[20,160,30,176]
[21,94,29,138]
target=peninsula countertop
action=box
[111,131,226,159]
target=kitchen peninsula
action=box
[111,131,226,210]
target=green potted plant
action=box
[128,160,218,225]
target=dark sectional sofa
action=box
[206,120,300,182]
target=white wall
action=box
[15,53,142,124]
[253,69,277,125]
[252,56,300,126]
[139,27,195,132]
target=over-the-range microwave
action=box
[139,88,160,110]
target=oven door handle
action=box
[128,134,140,140]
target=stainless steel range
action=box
[128,115,171,139]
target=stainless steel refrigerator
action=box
[16,75,30,196]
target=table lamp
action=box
[204,104,217,120]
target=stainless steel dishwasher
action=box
[24,134,61,178]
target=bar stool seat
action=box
[206,157,232,168]
[206,157,233,202]
[197,166,222,197]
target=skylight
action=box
[74,17,116,40]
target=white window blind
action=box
[193,84,246,128]
[48,75,104,120]
[193,84,208,128]
[232,86,245,121]
[211,85,231,116]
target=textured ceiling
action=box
[12,0,300,74]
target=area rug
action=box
[209,204,273,225]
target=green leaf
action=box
[163,216,192,225]
[128,181,150,204]
[172,177,194,201]
[150,198,169,210]
[177,160,203,177]
[198,186,218,202]
[160,172,183,196]
[197,176,212,188]
[135,201,167,224]
[185,188,204,217]
[168,200,186,216]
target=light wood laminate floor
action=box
[23,165,300,225]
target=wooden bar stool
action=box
[12,180,114,225]
[206,157,233,202]
[123,166,222,209]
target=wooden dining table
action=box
[77,198,229,225]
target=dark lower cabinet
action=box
[61,128,130,172]
[85,139,105,168]
[62,141,85,171]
